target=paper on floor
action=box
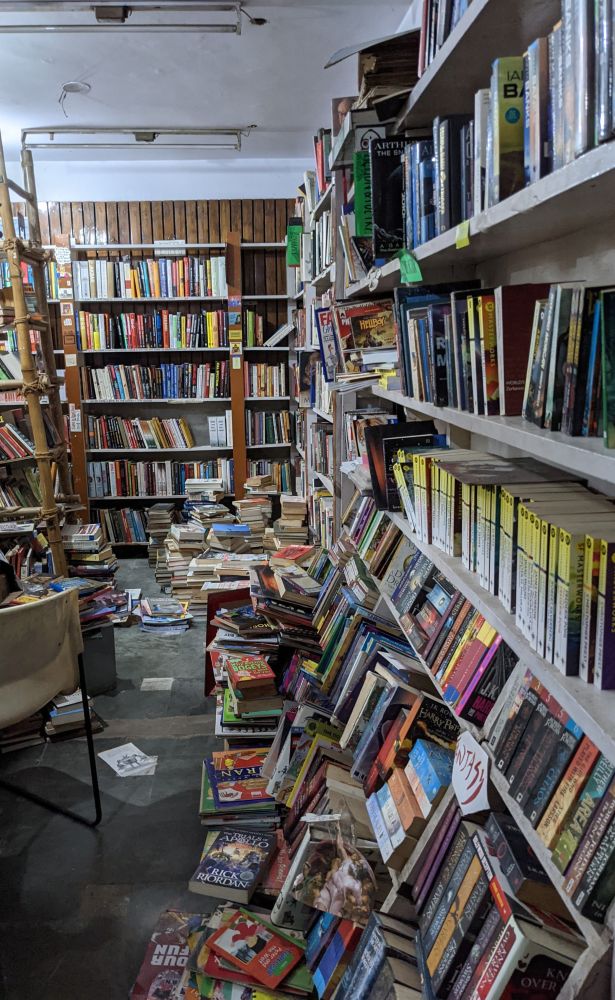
[98,742,158,776]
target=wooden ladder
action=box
[0,130,71,575]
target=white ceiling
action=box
[0,1,411,163]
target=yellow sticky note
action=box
[455,220,470,249]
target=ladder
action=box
[0,129,71,575]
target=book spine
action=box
[563,774,615,897]
[552,754,615,873]
[536,735,600,848]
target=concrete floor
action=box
[0,559,218,1000]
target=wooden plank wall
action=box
[33,198,294,348]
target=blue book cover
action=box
[212,523,251,535]
[188,827,276,901]
[306,912,337,970]
[408,739,454,802]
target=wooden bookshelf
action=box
[34,196,295,521]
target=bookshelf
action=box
[294,4,615,993]
[36,196,294,536]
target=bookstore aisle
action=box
[0,558,220,999]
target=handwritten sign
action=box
[286,221,302,267]
[455,220,471,249]
[396,249,423,284]
[452,732,490,815]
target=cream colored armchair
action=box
[0,588,102,826]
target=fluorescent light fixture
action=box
[21,124,258,153]
[0,2,263,33]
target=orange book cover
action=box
[536,736,600,848]
[388,767,426,837]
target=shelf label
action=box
[455,220,471,249]
[452,732,490,816]
[65,353,77,367]
[286,220,302,266]
[396,249,423,284]
[69,402,82,433]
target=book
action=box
[189,828,276,903]
[206,908,305,989]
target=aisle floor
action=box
[0,558,217,1000]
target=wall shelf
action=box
[372,385,615,487]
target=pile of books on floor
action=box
[186,500,235,531]
[249,561,322,664]
[207,521,253,553]
[225,654,282,726]
[43,689,102,741]
[61,523,119,580]
[198,746,279,829]
[0,711,45,754]
[233,495,273,549]
[138,595,192,635]
[130,903,312,1000]
[244,472,276,495]
[185,476,226,504]
[273,493,309,545]
[146,501,175,567]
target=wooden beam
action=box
[226,231,247,500]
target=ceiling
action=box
[0,1,411,163]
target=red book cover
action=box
[207,909,304,989]
[226,656,275,690]
[495,284,549,416]
[129,909,201,999]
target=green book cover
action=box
[490,56,525,205]
[552,754,615,872]
[354,151,373,237]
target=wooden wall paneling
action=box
[37,204,50,244]
[253,200,265,242]
[185,200,197,244]
[264,200,276,242]
[129,201,142,247]
[209,201,221,243]
[151,202,164,241]
[140,201,153,245]
[254,247,266,297]
[241,200,253,241]
[95,202,108,245]
[265,251,277,297]
[197,200,209,243]
[230,200,242,242]
[117,202,130,244]
[105,202,118,246]
[173,201,187,242]
[81,202,95,244]
[59,203,72,239]
[219,200,230,242]
[71,202,84,245]
[48,202,61,242]
[162,200,174,239]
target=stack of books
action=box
[185,477,227,503]
[139,596,192,635]
[233,495,273,549]
[0,712,45,754]
[198,747,279,829]
[146,502,175,566]
[43,689,99,741]
[273,494,309,545]
[225,655,282,725]
[207,522,252,553]
[61,523,119,581]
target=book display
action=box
[7,2,615,998]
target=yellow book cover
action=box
[490,56,524,205]
[426,855,483,975]
[536,517,550,657]
[579,534,599,683]
[438,612,482,686]
[152,260,161,298]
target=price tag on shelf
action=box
[396,249,423,284]
[455,220,471,249]
[452,731,490,816]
